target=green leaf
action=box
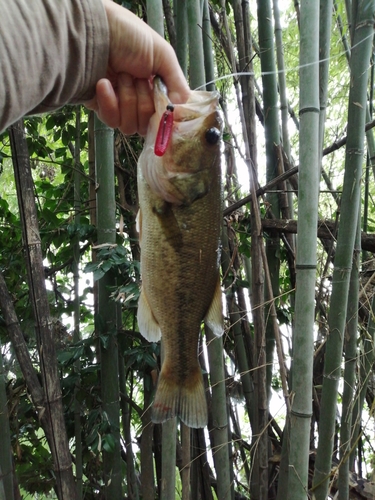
[102,433,116,453]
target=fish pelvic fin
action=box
[137,288,162,342]
[135,209,142,242]
[152,365,208,428]
[204,278,224,337]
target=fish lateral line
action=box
[154,103,174,157]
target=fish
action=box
[136,77,224,428]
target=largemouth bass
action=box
[137,77,223,428]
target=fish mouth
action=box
[153,76,221,128]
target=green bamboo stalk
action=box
[335,1,375,263]
[160,417,177,500]
[221,226,255,425]
[146,4,178,496]
[256,1,282,495]
[202,0,215,91]
[146,0,164,38]
[276,418,290,500]
[273,11,295,484]
[349,296,375,471]
[318,0,333,156]
[0,341,14,500]
[221,225,255,495]
[200,4,232,497]
[231,0,254,148]
[180,424,191,500]
[220,1,264,495]
[73,106,83,500]
[335,1,375,184]
[312,2,375,497]
[338,211,360,499]
[187,0,205,89]
[288,1,320,499]
[141,381,155,500]
[206,327,232,500]
[256,0,280,178]
[94,116,122,499]
[175,0,188,77]
[256,0,281,425]
[273,0,295,219]
[273,0,290,156]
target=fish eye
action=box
[205,127,221,145]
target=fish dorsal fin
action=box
[137,288,162,342]
[204,278,224,337]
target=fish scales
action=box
[137,77,224,428]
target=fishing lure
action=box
[154,104,174,157]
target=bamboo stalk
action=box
[187,0,205,89]
[312,2,375,497]
[256,4,281,492]
[160,418,177,500]
[0,273,51,438]
[349,295,375,470]
[202,0,215,90]
[94,116,122,498]
[180,424,191,500]
[119,355,139,500]
[146,0,164,38]
[0,340,14,500]
[73,106,83,500]
[273,0,295,219]
[201,3,232,497]
[175,0,188,77]
[318,0,334,157]
[338,211,360,499]
[206,327,232,500]
[9,120,76,500]
[219,2,266,496]
[288,0,320,498]
[141,382,155,500]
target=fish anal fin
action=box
[137,288,161,342]
[204,278,224,337]
[152,363,207,428]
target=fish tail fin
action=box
[152,365,208,428]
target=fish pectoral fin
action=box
[137,288,162,342]
[136,209,142,244]
[155,203,183,251]
[152,362,208,428]
[204,278,224,337]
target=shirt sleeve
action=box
[0,0,109,132]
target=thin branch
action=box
[223,166,298,216]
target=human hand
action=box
[85,0,190,136]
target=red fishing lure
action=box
[154,104,174,157]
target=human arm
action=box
[0,0,108,132]
[0,0,189,135]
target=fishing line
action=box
[193,31,374,91]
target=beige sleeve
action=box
[0,0,109,131]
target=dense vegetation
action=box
[0,1,375,499]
